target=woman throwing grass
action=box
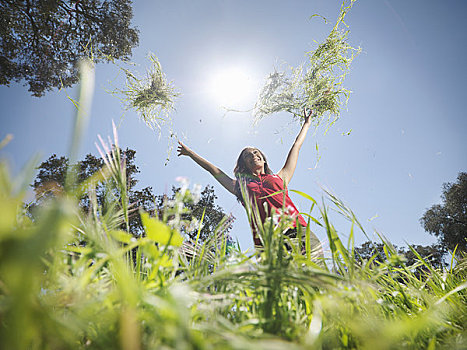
[177,108,323,258]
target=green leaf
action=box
[0,199,19,237]
[109,230,133,244]
[290,189,318,205]
[140,211,183,246]
[65,245,92,255]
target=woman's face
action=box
[242,148,265,173]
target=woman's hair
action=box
[233,147,273,202]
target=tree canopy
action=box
[157,185,234,244]
[31,149,148,235]
[0,0,139,96]
[354,241,446,274]
[420,172,467,254]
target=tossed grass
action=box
[254,0,361,130]
[118,53,179,132]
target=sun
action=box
[209,67,255,106]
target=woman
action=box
[177,108,322,256]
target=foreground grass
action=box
[0,138,466,350]
[1,63,466,350]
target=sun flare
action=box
[209,67,255,106]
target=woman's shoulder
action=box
[268,173,282,180]
[269,173,286,185]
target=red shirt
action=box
[241,173,307,246]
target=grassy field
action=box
[1,61,466,350]
[1,124,466,349]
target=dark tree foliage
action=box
[155,185,235,243]
[355,241,446,275]
[354,241,386,264]
[0,0,139,96]
[30,150,233,243]
[402,244,446,270]
[420,172,467,254]
[30,148,151,236]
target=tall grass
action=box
[1,63,466,350]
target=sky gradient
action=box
[1,0,466,251]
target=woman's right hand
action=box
[177,141,192,157]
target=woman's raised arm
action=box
[177,141,237,195]
[277,108,312,187]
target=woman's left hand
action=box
[303,107,312,125]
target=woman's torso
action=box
[239,173,307,245]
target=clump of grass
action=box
[107,53,179,164]
[120,53,179,131]
[254,0,361,129]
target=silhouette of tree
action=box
[420,172,467,255]
[1,0,139,96]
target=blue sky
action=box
[1,0,466,251]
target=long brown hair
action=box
[233,147,273,201]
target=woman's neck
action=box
[251,168,265,177]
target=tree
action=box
[30,149,151,235]
[354,241,446,274]
[402,244,445,271]
[1,0,139,96]
[354,241,386,264]
[420,172,467,254]
[30,149,233,243]
[156,185,235,243]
